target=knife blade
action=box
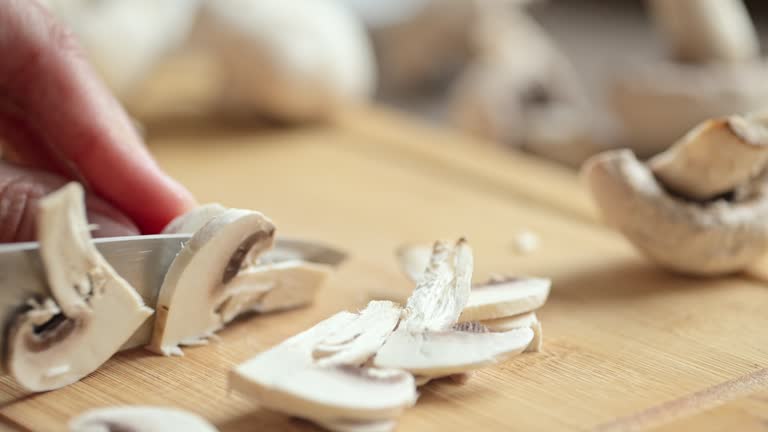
[0,234,347,351]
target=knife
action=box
[0,234,347,351]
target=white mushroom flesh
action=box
[6,183,153,392]
[481,311,542,352]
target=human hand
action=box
[0,0,196,242]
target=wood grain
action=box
[2,108,767,431]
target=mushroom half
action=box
[5,183,153,391]
[149,209,328,355]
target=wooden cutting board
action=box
[1,107,767,431]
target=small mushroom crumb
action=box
[69,406,218,432]
[513,229,540,255]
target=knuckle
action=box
[0,174,59,242]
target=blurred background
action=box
[41,0,768,169]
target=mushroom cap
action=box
[7,183,152,392]
[610,60,768,157]
[150,209,276,355]
[197,0,376,122]
[69,405,218,432]
[583,149,768,275]
[162,203,228,234]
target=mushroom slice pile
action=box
[396,244,549,353]
[149,209,329,356]
[582,114,768,276]
[69,406,218,432]
[229,302,417,425]
[375,240,542,380]
[5,183,153,392]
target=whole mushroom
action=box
[582,113,768,276]
[610,0,768,157]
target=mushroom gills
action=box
[5,183,153,392]
[69,405,218,432]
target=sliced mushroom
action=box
[229,311,418,422]
[582,147,768,275]
[6,183,153,391]
[402,239,472,332]
[374,322,533,376]
[313,301,402,367]
[218,260,330,321]
[69,406,218,432]
[459,277,551,322]
[394,243,432,283]
[149,209,279,355]
[481,311,542,352]
[648,115,768,201]
[647,0,759,64]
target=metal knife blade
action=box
[0,234,347,351]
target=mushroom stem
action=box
[649,115,768,201]
[647,0,759,64]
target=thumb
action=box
[0,161,139,242]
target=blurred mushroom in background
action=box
[610,0,768,157]
[43,0,377,125]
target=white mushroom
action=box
[459,277,551,322]
[647,0,759,64]
[229,309,418,422]
[41,0,201,97]
[512,229,540,255]
[150,209,327,355]
[6,183,153,392]
[193,0,376,123]
[610,0,765,156]
[69,406,218,432]
[481,311,542,352]
[395,245,551,322]
[582,142,768,275]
